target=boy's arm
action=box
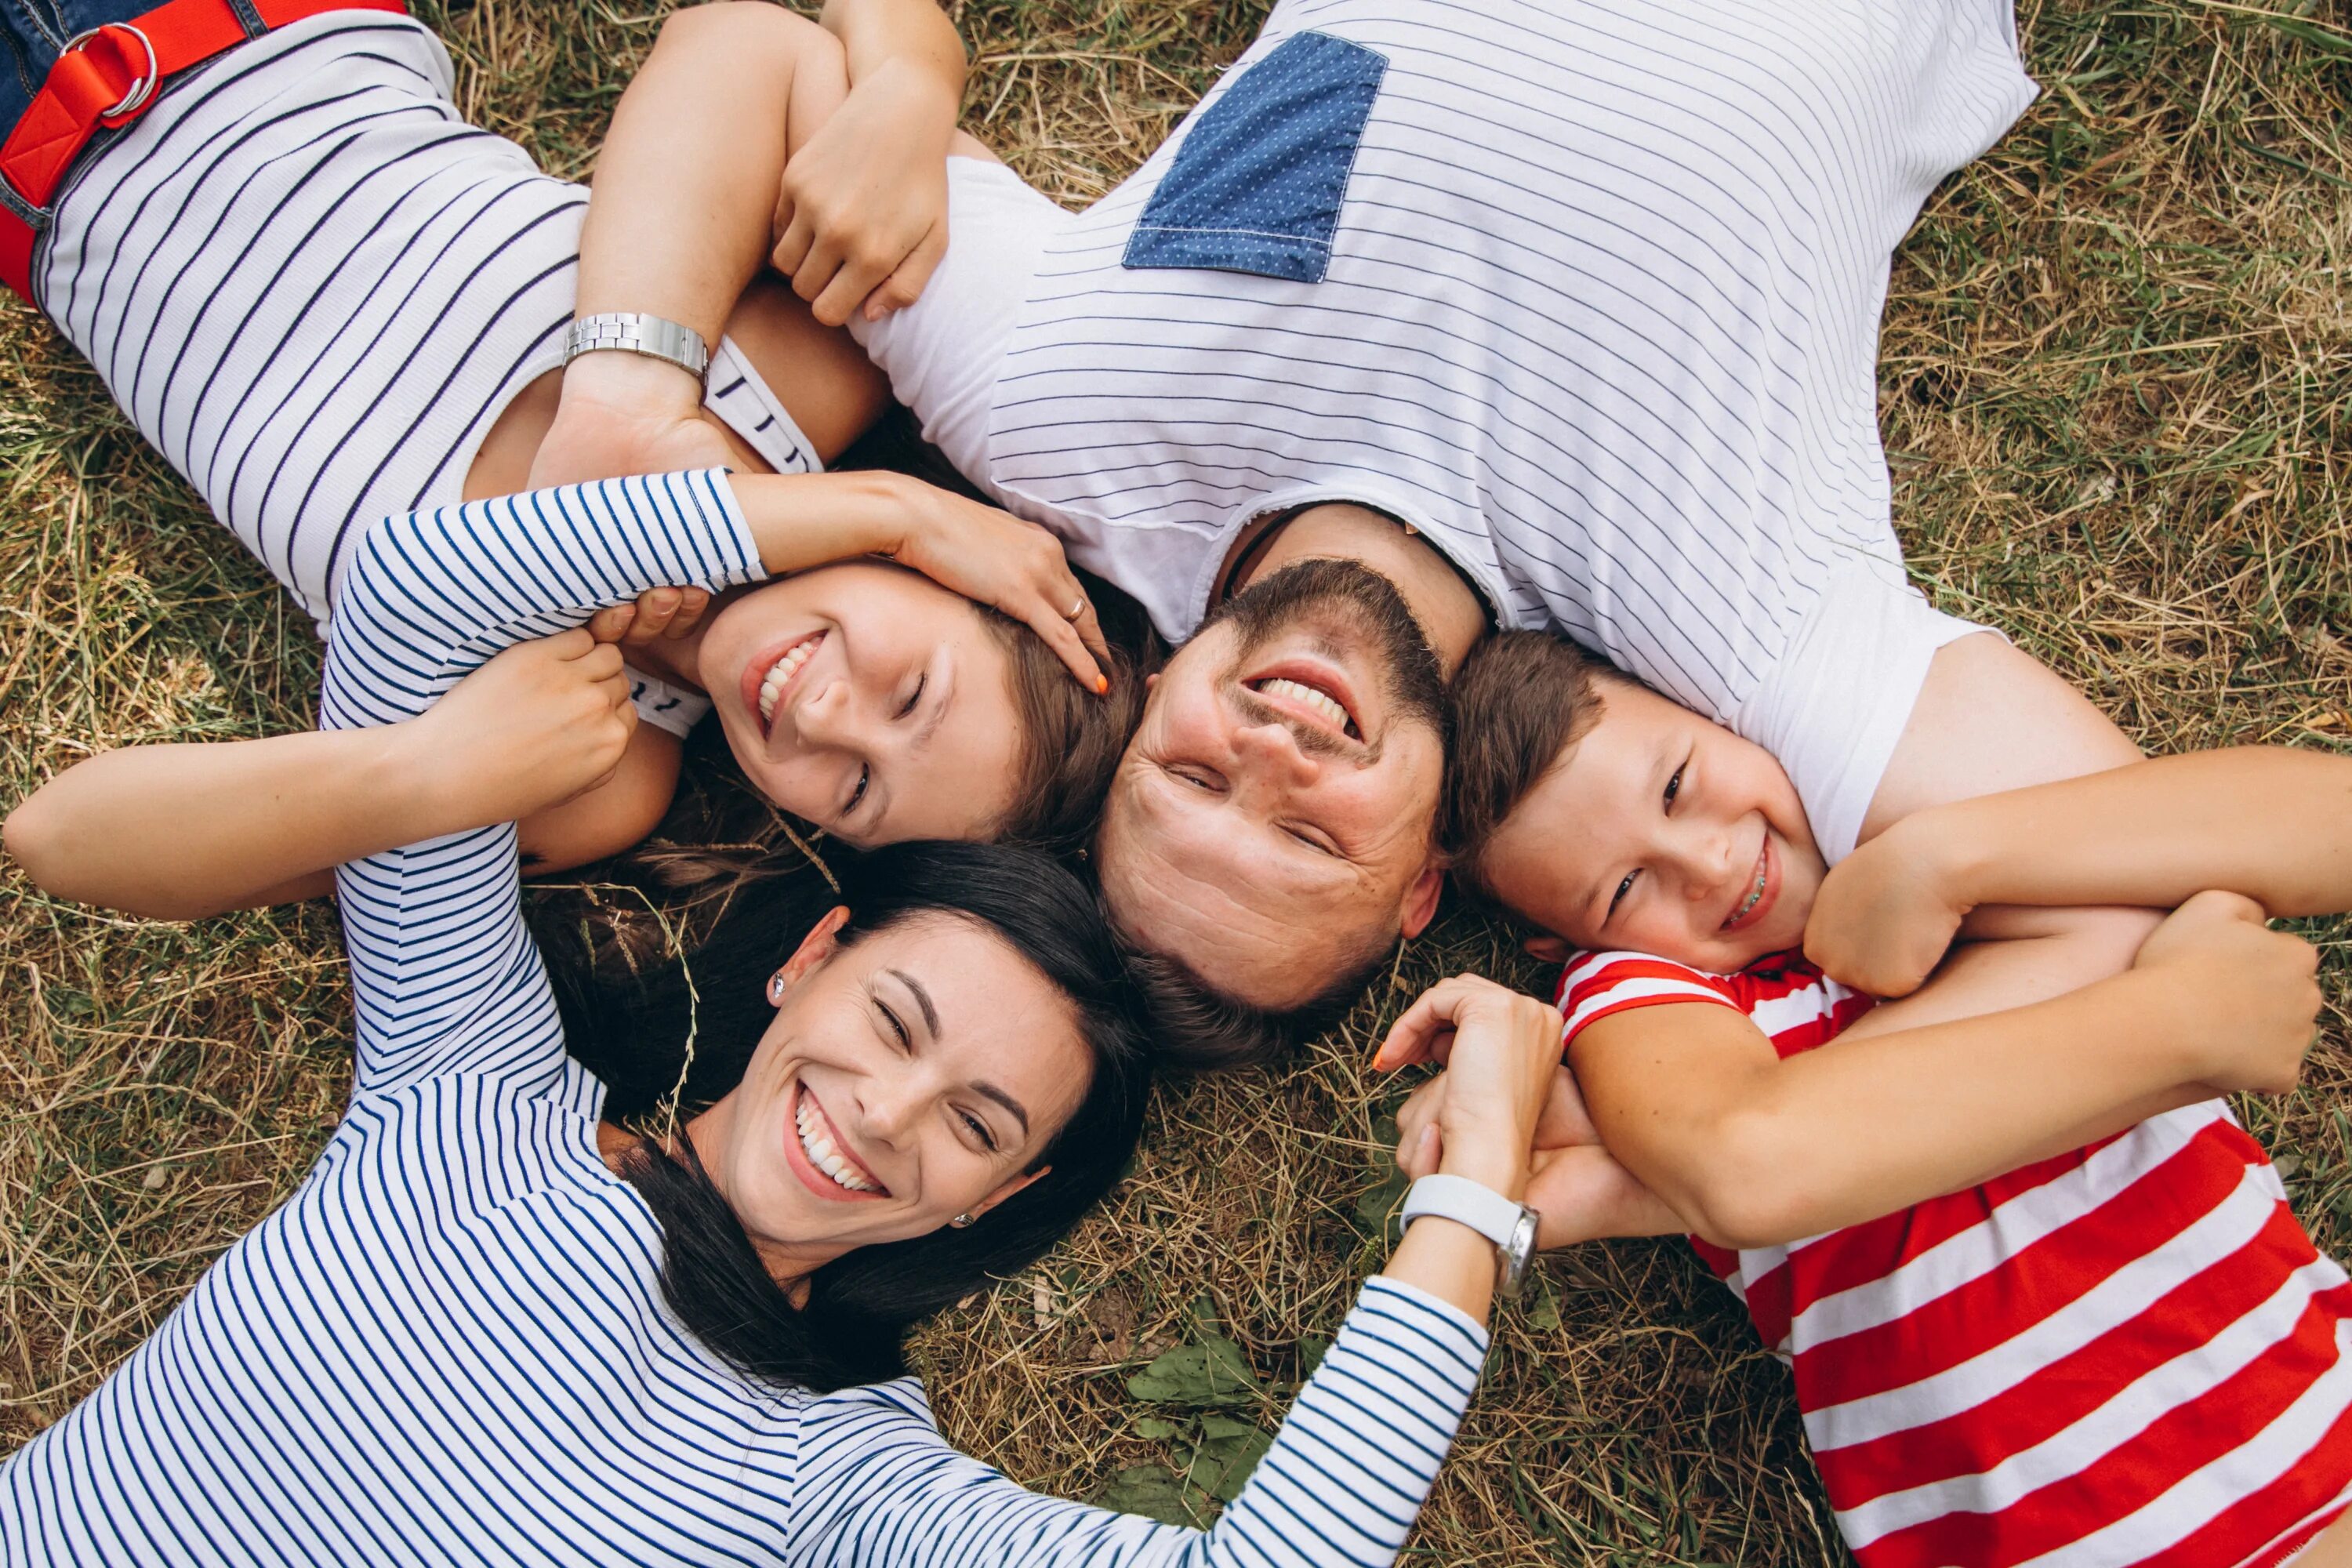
[2,633,638,920]
[1815,746,2352,1000]
[1570,892,2322,1250]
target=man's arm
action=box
[1570,893,2323,1250]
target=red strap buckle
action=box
[60,23,163,125]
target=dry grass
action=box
[3,0,2350,1561]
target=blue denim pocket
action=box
[1123,30,1387,285]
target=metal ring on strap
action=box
[60,24,161,123]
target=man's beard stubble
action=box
[1200,556,1449,740]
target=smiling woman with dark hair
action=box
[0,470,1565,1566]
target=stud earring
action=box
[949,1213,975,1229]
[767,973,786,1004]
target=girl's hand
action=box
[1806,811,1973,997]
[586,586,714,650]
[771,64,955,328]
[1374,975,1565,1200]
[407,630,640,828]
[2132,890,2322,1095]
[874,473,1111,692]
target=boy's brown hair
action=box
[1440,630,1613,902]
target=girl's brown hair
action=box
[980,593,1156,857]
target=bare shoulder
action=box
[1861,633,2143,841]
[948,131,1007,167]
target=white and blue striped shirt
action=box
[38,12,819,736]
[0,469,1490,1566]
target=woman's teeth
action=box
[1257,677,1352,735]
[795,1091,878,1194]
[757,636,822,727]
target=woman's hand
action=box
[771,62,956,326]
[1394,1064,1597,1179]
[1374,975,1565,1200]
[1396,1062,1681,1245]
[870,472,1111,692]
[1806,811,1973,997]
[2131,890,2322,1095]
[406,630,640,829]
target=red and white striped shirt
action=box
[1559,949,2352,1568]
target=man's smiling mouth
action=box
[1244,666,1361,740]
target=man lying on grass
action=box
[1385,627,2352,1567]
[533,0,2173,1072]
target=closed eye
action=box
[897,674,927,720]
[1283,825,1340,858]
[960,1109,998,1152]
[1606,870,1638,922]
[877,998,910,1051]
[1167,764,1223,793]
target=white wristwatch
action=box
[1399,1173,1542,1300]
[563,312,710,385]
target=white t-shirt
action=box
[858,0,2036,858]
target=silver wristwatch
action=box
[1399,1173,1542,1300]
[563,312,710,384]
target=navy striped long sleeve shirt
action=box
[0,470,1489,1566]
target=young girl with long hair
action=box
[4,0,1141,889]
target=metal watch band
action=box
[563,312,710,383]
[1398,1173,1541,1301]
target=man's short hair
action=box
[1441,630,1611,903]
[1120,927,1395,1073]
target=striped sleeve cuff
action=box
[1555,952,1740,1049]
[1200,1275,1489,1563]
[324,470,764,729]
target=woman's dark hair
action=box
[538,840,1152,1392]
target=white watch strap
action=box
[564,312,711,383]
[1398,1173,1523,1248]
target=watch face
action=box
[1499,1208,1541,1299]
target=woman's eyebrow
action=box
[884,969,940,1038]
[973,1082,1030,1138]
